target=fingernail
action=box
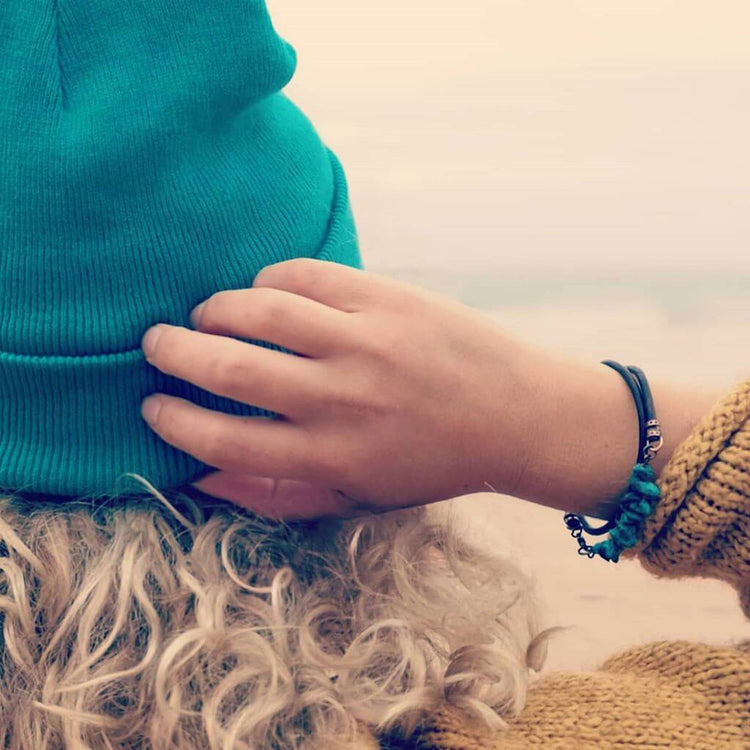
[141,325,165,359]
[190,302,206,328]
[141,396,163,425]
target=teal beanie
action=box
[0,2,361,499]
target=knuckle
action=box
[202,427,243,468]
[367,328,403,368]
[249,289,288,330]
[325,379,388,419]
[212,356,256,393]
[307,440,345,483]
[328,389,366,415]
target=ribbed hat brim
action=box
[0,149,360,499]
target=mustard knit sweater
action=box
[391,377,750,750]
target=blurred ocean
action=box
[276,0,750,672]
[380,267,750,389]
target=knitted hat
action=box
[0,2,361,499]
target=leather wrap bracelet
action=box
[563,360,664,562]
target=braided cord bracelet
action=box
[564,360,664,562]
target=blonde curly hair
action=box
[0,476,545,749]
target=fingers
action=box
[142,395,318,481]
[189,472,371,520]
[191,286,355,357]
[252,258,396,313]
[143,325,326,417]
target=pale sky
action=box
[270,2,750,275]
[273,1,750,74]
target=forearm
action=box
[506,343,723,520]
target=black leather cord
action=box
[602,360,662,464]
[601,359,646,464]
[566,361,662,538]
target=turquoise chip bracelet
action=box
[564,361,664,562]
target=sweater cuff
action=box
[623,378,750,616]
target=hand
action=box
[140,258,721,521]
[140,258,547,518]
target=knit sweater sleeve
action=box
[413,640,750,749]
[622,376,750,618]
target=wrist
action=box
[510,348,638,518]
[505,346,722,520]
